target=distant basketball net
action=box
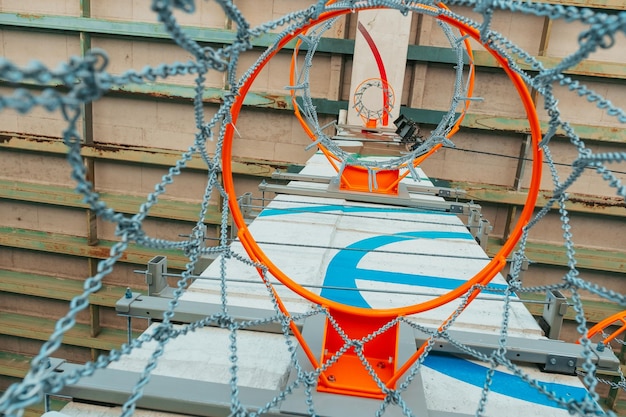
[353,77,395,128]
[0,0,625,416]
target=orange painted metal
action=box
[318,308,399,398]
[584,310,626,345]
[338,165,400,195]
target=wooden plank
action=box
[0,312,129,351]
[2,136,625,219]
[486,237,626,274]
[457,113,626,144]
[468,49,626,81]
[0,133,293,177]
[0,270,128,307]
[443,180,626,218]
[0,351,31,379]
[0,227,190,270]
[0,178,223,225]
[0,11,624,77]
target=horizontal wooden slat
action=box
[0,178,222,225]
[0,132,296,177]
[486,236,626,274]
[0,312,128,351]
[0,270,129,307]
[0,351,31,379]
[2,135,626,220]
[0,226,190,270]
[0,10,624,77]
[443,180,626,218]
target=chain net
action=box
[0,0,626,416]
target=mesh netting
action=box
[0,1,626,416]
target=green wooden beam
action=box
[3,75,622,143]
[0,132,295,176]
[0,178,223,225]
[0,351,32,379]
[536,0,626,9]
[0,269,132,307]
[451,112,626,144]
[442,180,626,218]
[5,67,622,142]
[0,311,131,351]
[102,85,626,143]
[2,136,625,219]
[486,236,626,274]
[0,12,624,80]
[0,12,351,54]
[0,226,190,270]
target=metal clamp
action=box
[146,255,174,298]
[537,290,568,340]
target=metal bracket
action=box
[476,218,492,251]
[145,255,174,298]
[115,293,291,334]
[537,290,568,340]
[238,192,256,221]
[190,224,218,275]
[543,354,577,375]
[414,327,619,375]
[271,170,467,199]
[467,208,492,250]
[259,181,480,215]
[281,314,431,417]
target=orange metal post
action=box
[339,165,400,195]
[318,309,399,399]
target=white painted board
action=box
[57,152,588,417]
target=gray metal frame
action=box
[258,182,479,215]
[116,294,620,374]
[53,298,620,417]
[46,287,620,416]
[270,170,468,199]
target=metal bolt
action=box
[377,361,386,369]
[568,360,575,367]
[596,342,605,352]
[125,287,133,299]
[549,358,557,365]
[327,375,336,382]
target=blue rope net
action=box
[0,1,625,416]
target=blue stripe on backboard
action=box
[424,353,589,409]
[320,231,509,308]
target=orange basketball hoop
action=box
[222,4,543,399]
[584,310,626,345]
[289,3,476,196]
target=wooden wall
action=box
[0,1,625,414]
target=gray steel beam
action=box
[52,361,286,417]
[270,170,467,198]
[258,182,479,215]
[414,328,620,374]
[116,293,292,334]
[116,294,620,374]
